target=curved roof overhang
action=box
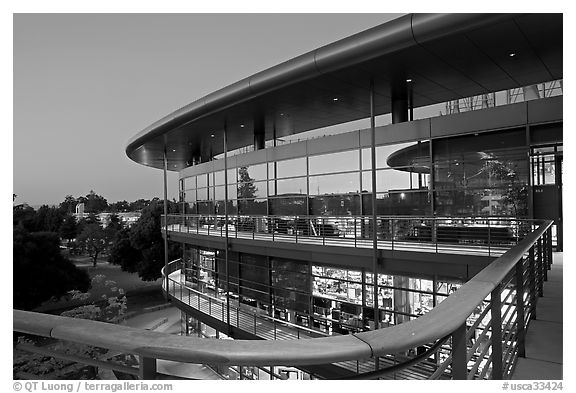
[126,13,562,171]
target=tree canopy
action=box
[13,228,90,310]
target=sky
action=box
[13,13,403,207]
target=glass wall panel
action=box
[362,169,429,193]
[310,194,360,216]
[184,190,197,203]
[239,254,270,303]
[197,201,214,214]
[214,170,225,185]
[197,174,208,188]
[271,157,307,179]
[183,176,196,190]
[215,200,238,215]
[272,177,307,195]
[269,197,307,216]
[362,142,419,170]
[238,199,267,215]
[309,172,360,195]
[271,257,310,313]
[309,150,359,175]
[238,164,267,182]
[227,184,237,200]
[214,185,225,200]
[196,187,208,201]
[362,191,430,216]
[237,180,266,199]
[435,187,527,217]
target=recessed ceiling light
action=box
[406,78,413,83]
[240,124,245,128]
[333,98,339,101]
[172,149,176,152]
[210,134,215,138]
[280,113,284,116]
[509,52,516,57]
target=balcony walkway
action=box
[511,252,563,380]
[166,224,512,258]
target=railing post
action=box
[391,218,394,250]
[354,217,357,248]
[515,259,526,358]
[488,219,491,256]
[139,356,157,380]
[322,217,326,246]
[537,238,544,297]
[546,227,553,270]
[451,322,468,380]
[528,246,537,320]
[490,284,503,379]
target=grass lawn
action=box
[35,255,166,314]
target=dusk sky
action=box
[13,13,403,207]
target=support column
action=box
[370,78,379,332]
[254,116,265,150]
[162,139,169,302]
[391,77,408,124]
[223,124,231,332]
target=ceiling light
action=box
[509,52,516,57]
[406,78,413,83]
[172,149,176,152]
[210,134,215,138]
[280,113,284,116]
[333,98,339,101]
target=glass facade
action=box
[183,245,462,334]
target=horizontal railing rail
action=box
[163,214,536,257]
[14,219,553,380]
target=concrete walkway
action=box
[512,252,563,380]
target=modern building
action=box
[123,14,562,379]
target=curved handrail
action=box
[14,220,552,370]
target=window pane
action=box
[310,194,360,216]
[238,164,267,182]
[269,197,307,215]
[362,169,429,193]
[309,150,359,175]
[272,177,307,195]
[272,157,307,178]
[184,190,197,203]
[197,174,208,188]
[196,187,208,201]
[362,191,430,215]
[183,176,196,190]
[238,199,267,215]
[214,185,225,200]
[215,200,237,215]
[237,180,266,199]
[214,171,225,185]
[309,172,360,195]
[362,142,416,170]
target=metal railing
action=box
[14,220,553,380]
[163,214,535,257]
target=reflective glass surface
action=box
[272,177,307,196]
[309,150,359,175]
[309,172,360,195]
[271,157,307,179]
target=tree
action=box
[59,214,78,246]
[237,166,258,199]
[84,190,108,213]
[128,198,150,212]
[109,200,130,213]
[13,203,37,232]
[13,228,91,310]
[59,195,77,215]
[77,224,107,267]
[126,200,181,281]
[34,205,65,233]
[108,228,141,273]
